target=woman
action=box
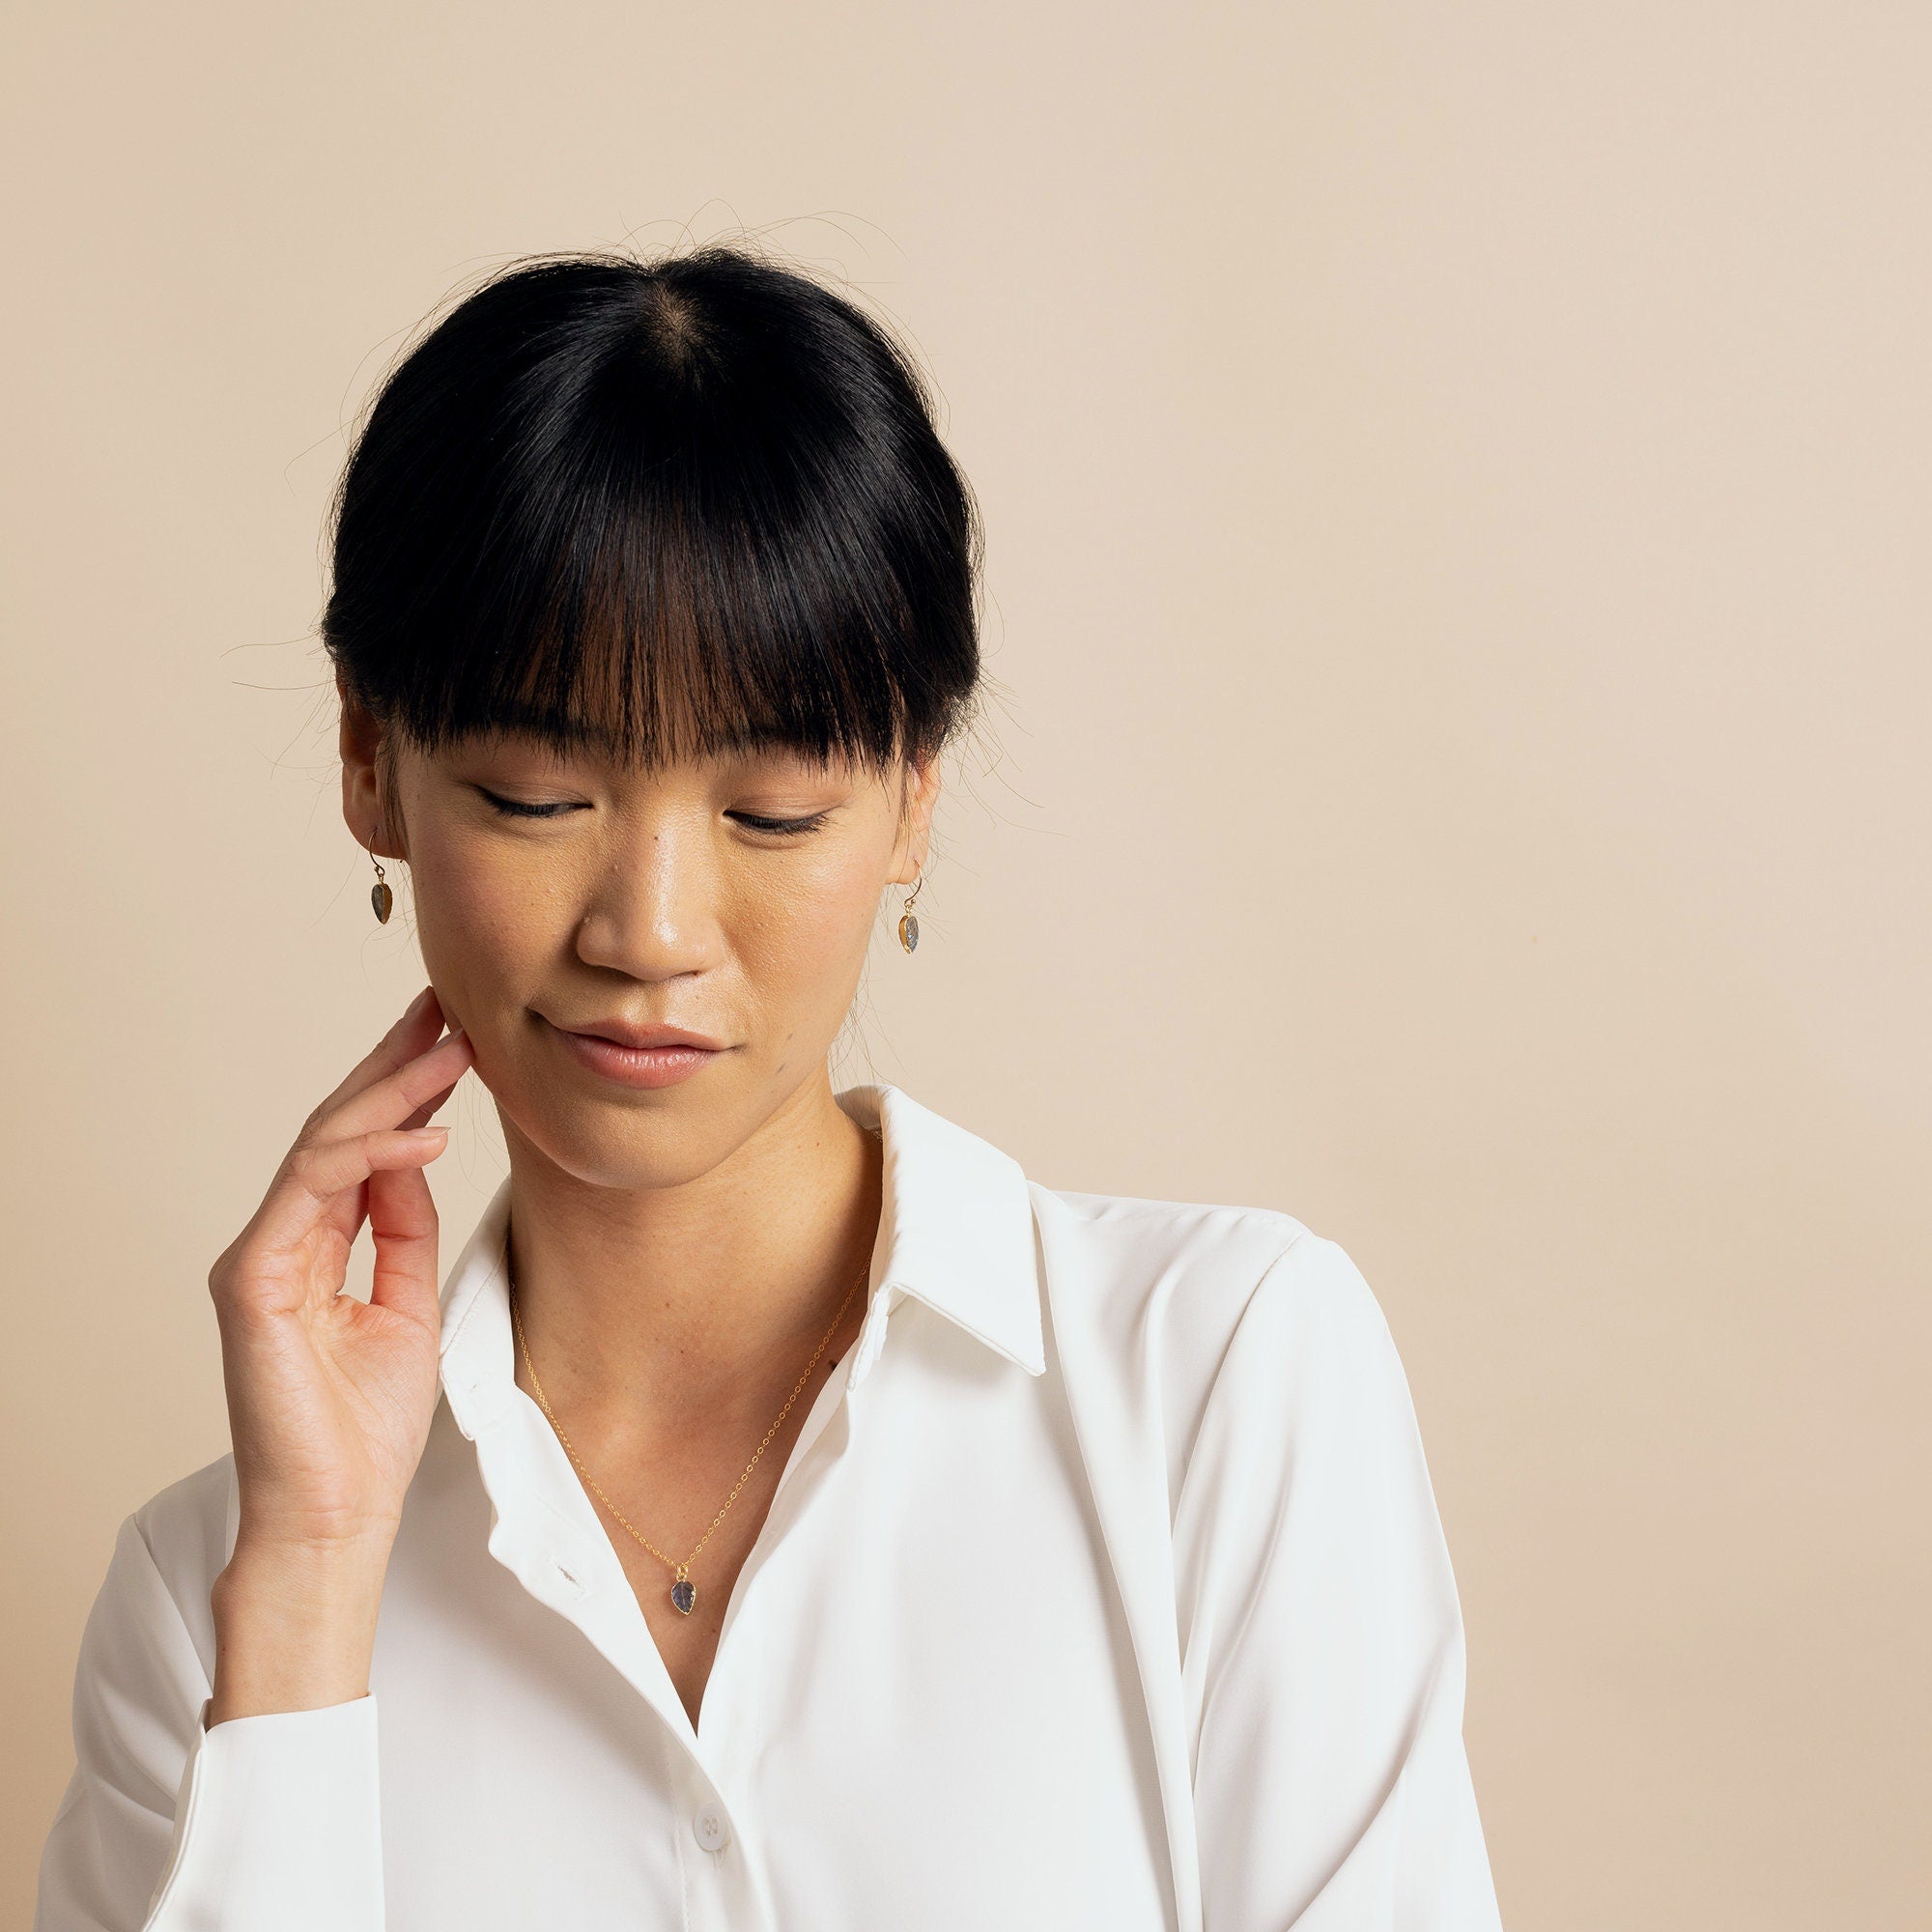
[35,247,1503,1930]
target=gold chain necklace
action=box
[506,1248,868,1618]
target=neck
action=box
[498,1072,883,1435]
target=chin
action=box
[499,1085,753,1193]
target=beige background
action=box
[5,4,1927,1924]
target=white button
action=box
[692,1804,731,1852]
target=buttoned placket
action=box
[443,1253,906,1932]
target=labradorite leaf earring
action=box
[898,869,924,953]
[369,838,393,924]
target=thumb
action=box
[366,1158,442,1332]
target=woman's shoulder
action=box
[1028,1182,1399,1478]
[1031,1179,1386,1342]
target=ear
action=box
[894,753,944,885]
[337,668,405,860]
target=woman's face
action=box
[343,698,938,1189]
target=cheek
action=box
[410,825,563,993]
[733,852,880,998]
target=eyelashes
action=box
[474,787,830,838]
[728,810,833,838]
[476,788,578,820]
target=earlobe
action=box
[891,753,942,890]
[338,723,382,853]
[336,676,404,861]
[341,759,387,858]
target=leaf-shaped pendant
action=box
[898,910,919,952]
[371,880,394,923]
[670,1577,697,1615]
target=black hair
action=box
[320,246,982,800]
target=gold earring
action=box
[898,869,924,953]
[369,838,393,924]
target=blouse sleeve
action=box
[34,1510,387,1931]
[1174,1233,1505,1930]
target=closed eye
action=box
[728,810,833,837]
[473,787,828,834]
[475,786,584,820]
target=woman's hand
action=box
[205,985,475,1721]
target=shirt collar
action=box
[436,1080,1044,1440]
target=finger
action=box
[365,1161,441,1327]
[307,985,448,1125]
[397,1069,467,1133]
[251,1126,451,1254]
[307,1029,474,1149]
[281,991,451,1262]
[309,985,446,1120]
[261,1034,469,1264]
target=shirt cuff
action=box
[142,1692,384,1930]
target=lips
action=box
[543,1013,731,1091]
[556,1020,728,1052]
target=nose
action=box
[571,812,725,983]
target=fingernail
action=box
[407,1125,449,1140]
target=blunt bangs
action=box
[321,248,982,778]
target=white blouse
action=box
[35,1081,1504,1930]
